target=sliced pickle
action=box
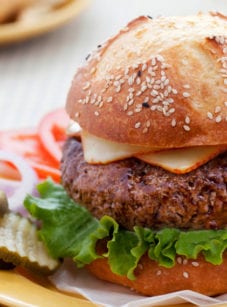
[0,191,9,216]
[0,212,59,274]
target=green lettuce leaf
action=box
[24,179,227,280]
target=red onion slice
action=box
[0,150,38,212]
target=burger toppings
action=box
[79,129,227,174]
[24,178,227,280]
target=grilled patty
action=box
[61,137,227,230]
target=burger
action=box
[25,12,227,297]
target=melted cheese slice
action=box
[136,146,226,174]
[81,130,156,163]
[78,130,226,174]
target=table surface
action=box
[0,0,227,130]
[0,2,227,306]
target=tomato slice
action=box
[38,108,69,163]
[0,128,60,182]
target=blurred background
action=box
[0,0,226,130]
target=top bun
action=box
[66,12,227,148]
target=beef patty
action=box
[61,137,227,230]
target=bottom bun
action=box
[86,248,227,296]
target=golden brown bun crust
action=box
[66,12,227,148]
[87,251,227,296]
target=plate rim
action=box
[0,0,91,44]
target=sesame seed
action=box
[172,88,178,94]
[135,103,142,109]
[115,86,121,92]
[157,54,164,62]
[106,96,113,103]
[183,125,190,131]
[128,99,134,106]
[128,92,134,100]
[153,84,161,90]
[124,67,129,75]
[146,120,151,127]
[161,70,165,76]
[171,118,177,127]
[183,92,190,98]
[161,76,166,82]
[151,57,156,66]
[150,89,158,97]
[167,86,172,93]
[75,112,80,118]
[168,108,175,114]
[224,101,227,107]
[135,91,142,96]
[215,115,222,123]
[183,84,190,89]
[141,85,148,92]
[192,261,199,267]
[156,270,162,276]
[164,79,170,86]
[146,76,151,83]
[90,67,96,74]
[99,101,104,108]
[185,116,190,124]
[136,77,141,85]
[127,111,133,116]
[82,82,90,90]
[142,63,147,71]
[224,79,227,85]
[123,104,128,111]
[152,97,160,104]
[183,271,189,279]
[164,90,169,97]
[94,111,99,116]
[207,112,213,120]
[142,127,148,134]
[148,67,154,75]
[135,122,141,128]
[177,257,182,264]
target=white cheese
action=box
[74,129,226,173]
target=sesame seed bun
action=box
[66,12,227,148]
[87,245,227,296]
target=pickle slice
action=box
[0,191,9,216]
[0,212,59,274]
